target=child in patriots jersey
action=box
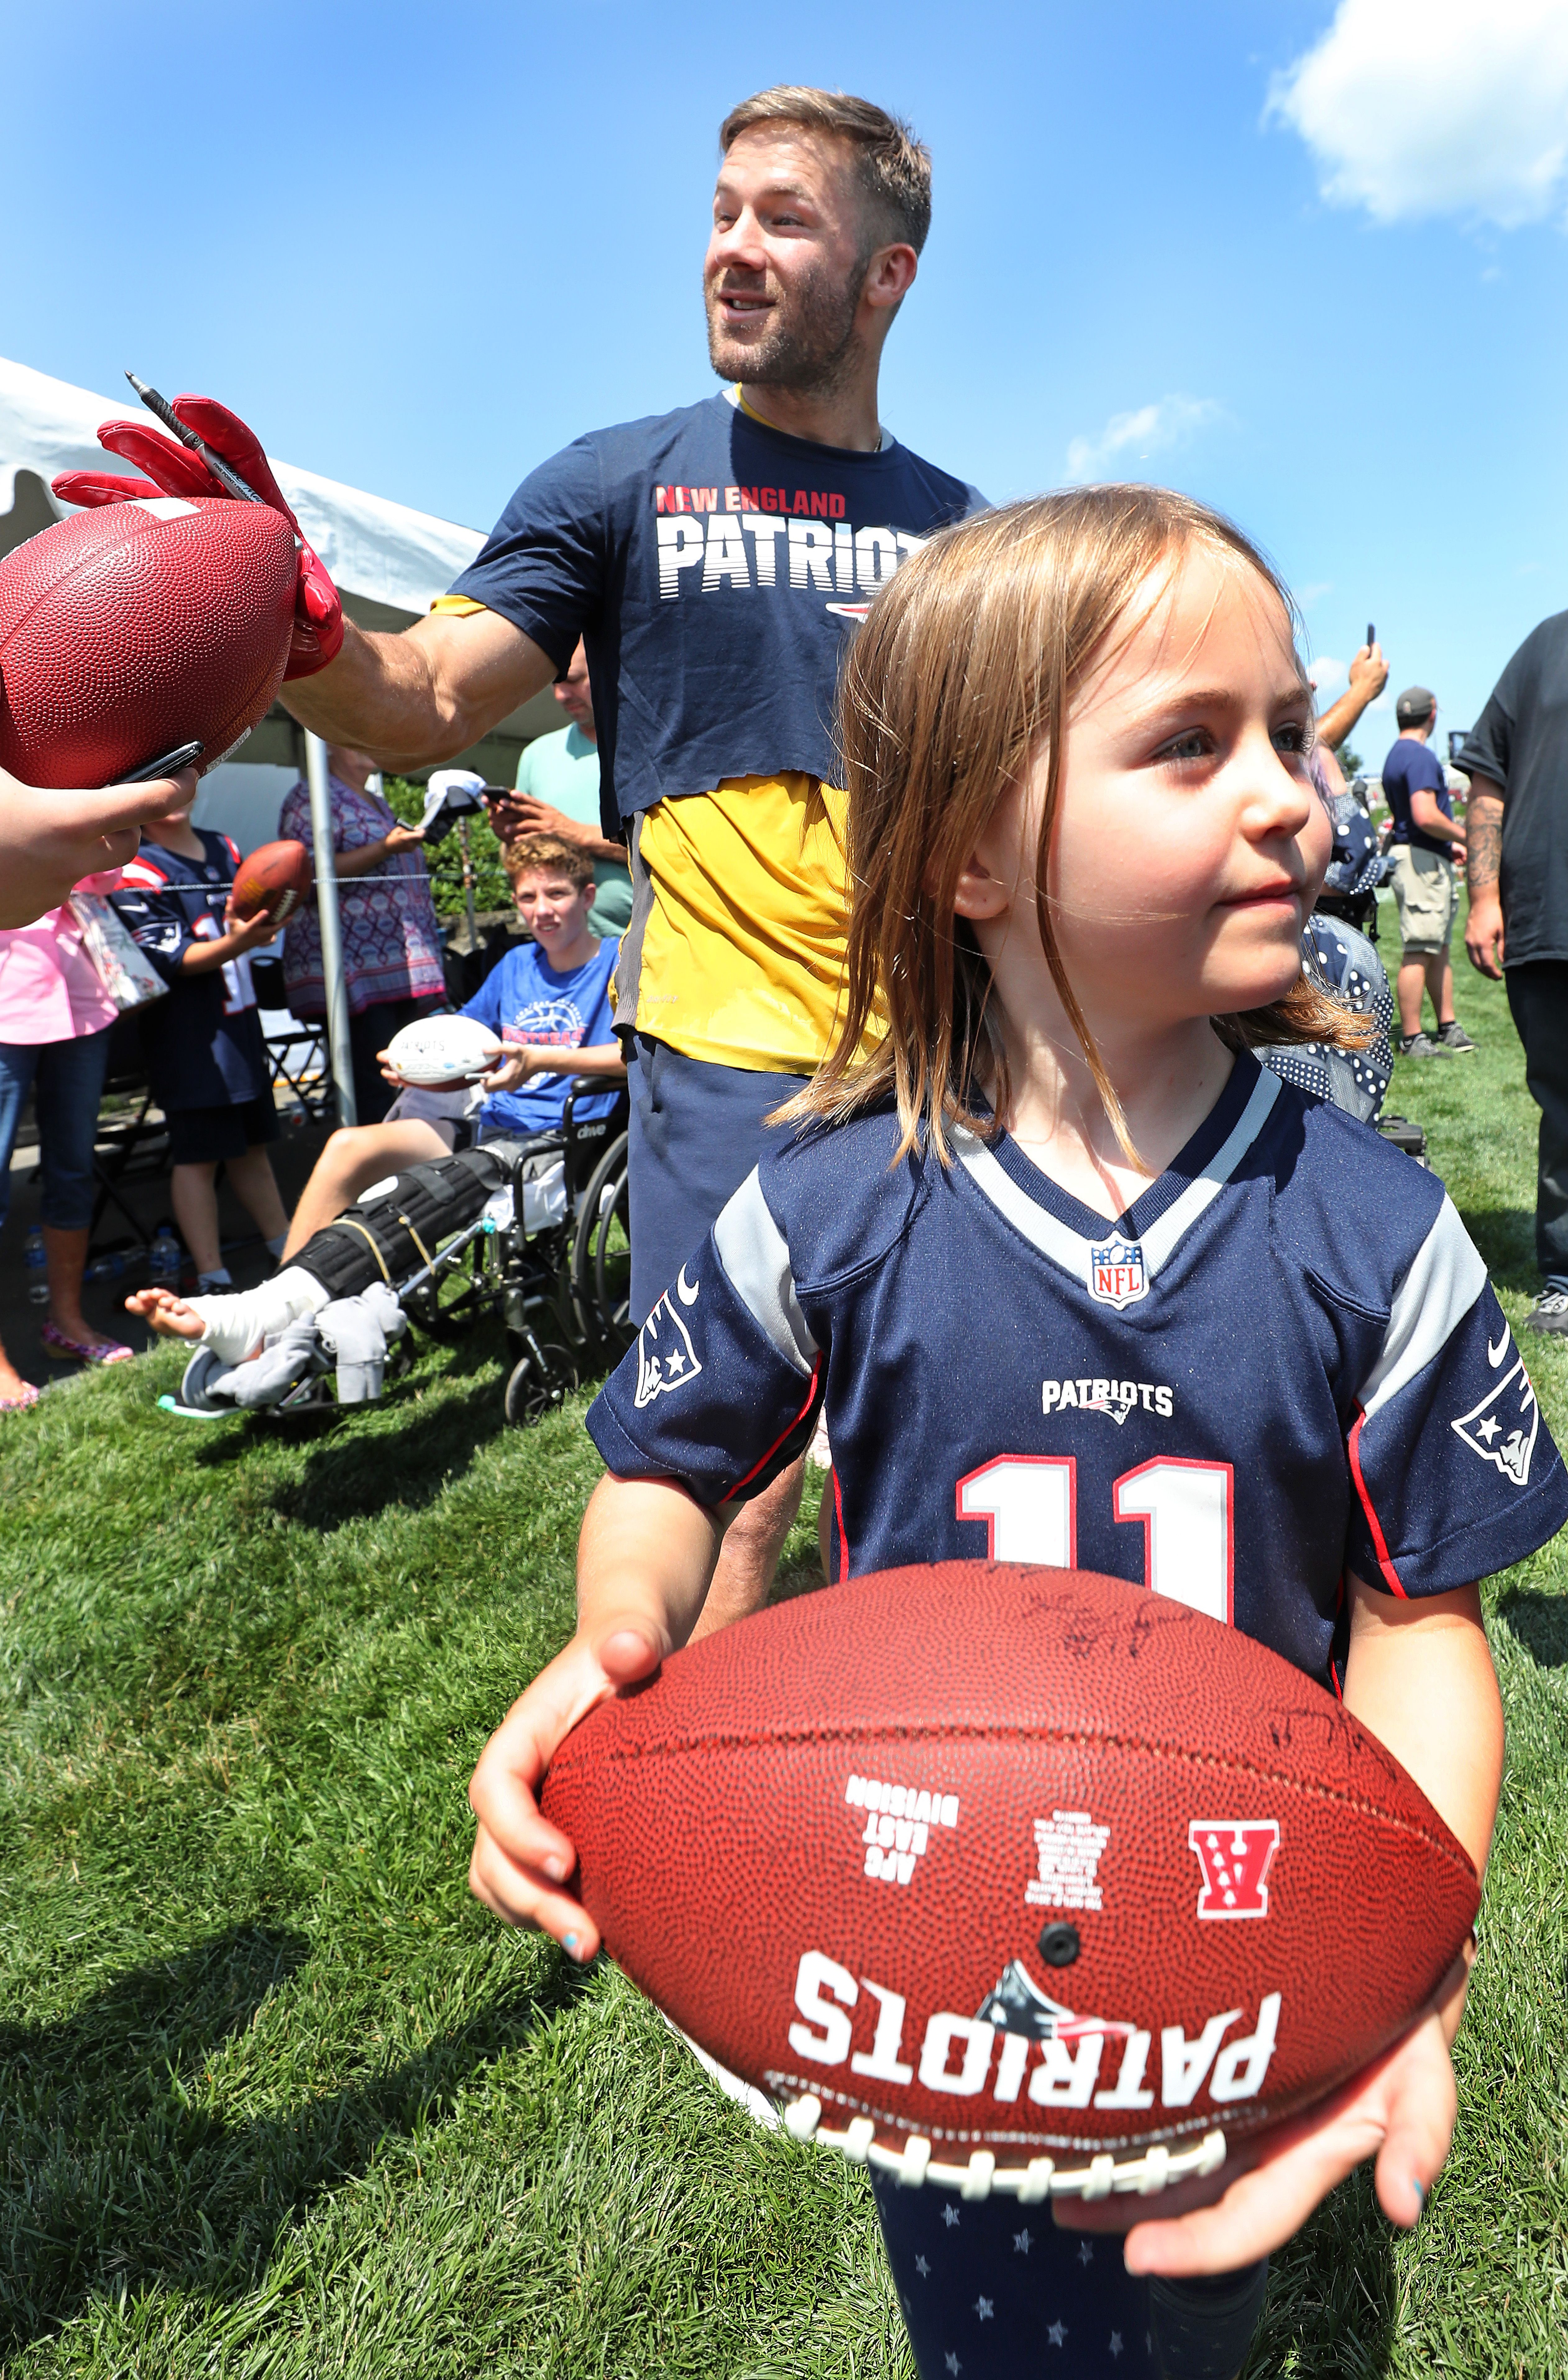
[111,822,291,1292]
[466,490,1565,2379]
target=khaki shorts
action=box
[1390,844,1456,957]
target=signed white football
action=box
[385,1014,502,1087]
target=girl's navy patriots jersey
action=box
[588,1053,1568,1691]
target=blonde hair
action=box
[784,486,1370,1165]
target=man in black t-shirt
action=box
[1381,686,1473,1058]
[1463,610,1568,1333]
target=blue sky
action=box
[8,0,1566,749]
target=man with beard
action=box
[274,85,986,1625]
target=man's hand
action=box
[53,395,343,680]
[489,790,626,861]
[468,1622,668,1954]
[1347,641,1389,705]
[510,795,593,846]
[1061,1997,1458,2277]
[0,764,198,928]
[1316,643,1389,753]
[1465,893,1506,978]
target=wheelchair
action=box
[405,1079,633,1426]
[168,1081,631,1428]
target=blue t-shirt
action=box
[448,391,987,829]
[110,831,268,1111]
[463,937,620,1136]
[1382,736,1454,856]
[589,1053,1567,1696]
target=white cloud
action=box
[1268,0,1568,229]
[1308,654,1348,696]
[1064,395,1223,486]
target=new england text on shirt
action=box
[655,487,928,603]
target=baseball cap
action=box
[1396,685,1437,725]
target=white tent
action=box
[0,355,560,848]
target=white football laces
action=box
[781,2093,1227,2202]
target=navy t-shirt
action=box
[110,832,269,1111]
[1382,736,1454,856]
[448,392,987,829]
[1460,609,1568,967]
[462,937,620,1136]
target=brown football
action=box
[230,837,313,925]
[541,1563,1479,2202]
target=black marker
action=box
[125,372,264,506]
[1366,623,1376,649]
[121,739,204,783]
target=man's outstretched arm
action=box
[1464,773,1506,979]
[280,605,558,770]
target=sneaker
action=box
[1397,1031,1451,1058]
[1526,1290,1568,1335]
[1435,1021,1476,1053]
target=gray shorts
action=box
[626,1034,808,1323]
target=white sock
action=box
[266,1233,288,1258]
[190,1268,332,1366]
[197,1267,233,1293]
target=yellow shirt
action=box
[632,774,854,1073]
[429,597,859,1074]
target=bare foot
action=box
[124,1287,207,1342]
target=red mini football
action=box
[541,1563,1478,2202]
[230,837,313,925]
[0,496,297,788]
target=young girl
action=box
[466,490,1565,2377]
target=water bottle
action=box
[84,1251,125,1284]
[23,1227,47,1306]
[148,1226,182,1284]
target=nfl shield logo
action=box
[1088,1237,1147,1309]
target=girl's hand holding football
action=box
[468,1474,725,1955]
[1068,1572,1499,2273]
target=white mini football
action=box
[385,1014,503,1087]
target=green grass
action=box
[2,926,1567,2376]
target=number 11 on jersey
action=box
[956,1455,1234,1624]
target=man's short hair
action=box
[1396,685,1437,727]
[720,86,932,255]
[504,832,594,892]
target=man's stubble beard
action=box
[706,253,870,397]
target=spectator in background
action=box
[111,821,291,1293]
[0,885,141,1403]
[278,744,446,1123]
[1314,637,1389,757]
[1463,609,1568,1334]
[484,641,631,937]
[1382,686,1475,1058]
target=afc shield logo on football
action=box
[1187,1820,1281,1919]
[633,1268,703,1407]
[1087,1237,1147,1309]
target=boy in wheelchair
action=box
[126,834,627,1417]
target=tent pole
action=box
[305,731,357,1126]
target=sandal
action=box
[0,1381,40,1412]
[40,1320,135,1366]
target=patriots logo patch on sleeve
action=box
[633,1271,703,1407]
[1451,1335,1539,1487]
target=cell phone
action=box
[1366,624,1375,649]
[121,739,204,783]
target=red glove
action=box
[53,396,343,680]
